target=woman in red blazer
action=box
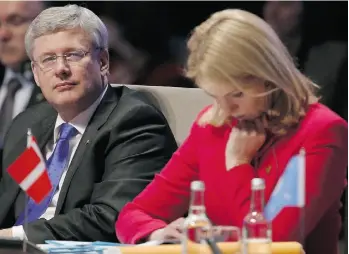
[115,9,347,254]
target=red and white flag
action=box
[7,131,52,204]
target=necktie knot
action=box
[59,123,77,140]
[7,78,21,96]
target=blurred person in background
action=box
[115,9,347,254]
[263,1,347,120]
[104,2,195,88]
[102,14,195,88]
[101,16,147,85]
[0,1,47,174]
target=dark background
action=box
[50,1,347,54]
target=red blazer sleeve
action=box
[115,119,203,244]
[230,119,348,241]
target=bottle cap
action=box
[191,180,205,191]
[251,178,265,190]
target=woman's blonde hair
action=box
[186,9,318,135]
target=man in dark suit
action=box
[0,1,47,173]
[0,4,177,244]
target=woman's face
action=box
[200,77,268,121]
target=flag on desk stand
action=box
[7,129,51,251]
[264,148,306,245]
[7,129,51,203]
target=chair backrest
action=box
[111,84,213,144]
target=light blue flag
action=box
[264,149,305,221]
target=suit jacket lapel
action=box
[0,65,5,87]
[31,110,56,151]
[2,105,55,171]
[55,86,119,214]
[27,86,45,108]
[14,115,55,215]
[0,106,55,221]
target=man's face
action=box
[0,1,43,70]
[31,28,109,113]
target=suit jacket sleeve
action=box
[24,104,178,243]
[115,117,203,244]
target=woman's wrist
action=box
[226,157,251,171]
[234,155,251,164]
[233,159,251,166]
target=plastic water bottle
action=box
[182,181,212,254]
[242,178,272,254]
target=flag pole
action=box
[23,129,32,252]
[298,148,306,248]
[23,194,29,253]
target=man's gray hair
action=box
[25,4,108,59]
